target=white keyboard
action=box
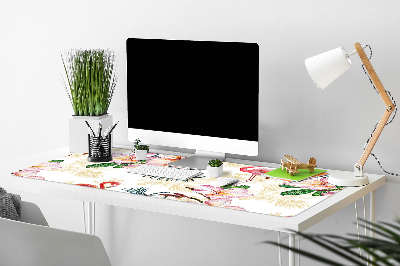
[127,165,202,181]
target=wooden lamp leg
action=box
[354,42,394,172]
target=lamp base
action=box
[328,171,369,187]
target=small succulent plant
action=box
[208,159,223,167]
[134,138,149,151]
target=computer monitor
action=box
[126,38,259,169]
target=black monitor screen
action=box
[126,38,259,142]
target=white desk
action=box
[0,146,385,266]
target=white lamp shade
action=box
[305,47,352,89]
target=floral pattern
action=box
[11,148,346,217]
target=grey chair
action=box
[0,201,111,266]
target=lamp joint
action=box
[354,163,363,177]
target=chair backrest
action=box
[20,200,48,226]
[0,201,111,266]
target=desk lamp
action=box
[305,42,395,186]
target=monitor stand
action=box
[169,150,225,170]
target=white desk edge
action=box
[0,145,385,233]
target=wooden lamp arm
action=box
[354,42,394,175]
[355,43,395,111]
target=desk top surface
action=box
[0,146,385,232]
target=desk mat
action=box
[11,148,345,217]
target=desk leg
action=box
[289,233,295,266]
[297,234,300,266]
[370,190,375,238]
[83,201,95,235]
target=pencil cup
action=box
[87,134,112,162]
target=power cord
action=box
[362,45,399,176]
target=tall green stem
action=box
[61,49,118,116]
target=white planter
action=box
[207,165,223,178]
[135,150,148,161]
[69,114,113,153]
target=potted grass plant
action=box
[207,159,223,177]
[61,49,118,152]
[134,138,149,161]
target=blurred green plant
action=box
[134,138,149,151]
[264,218,400,266]
[61,49,118,116]
[208,159,223,167]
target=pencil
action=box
[98,123,102,138]
[85,120,95,136]
[106,121,119,138]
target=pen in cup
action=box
[88,128,94,137]
[103,126,112,138]
[105,121,119,139]
[85,120,95,137]
[97,123,102,138]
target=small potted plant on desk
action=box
[134,138,149,161]
[207,159,223,177]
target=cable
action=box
[361,45,400,176]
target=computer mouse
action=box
[213,177,239,187]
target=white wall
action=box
[2,0,400,265]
